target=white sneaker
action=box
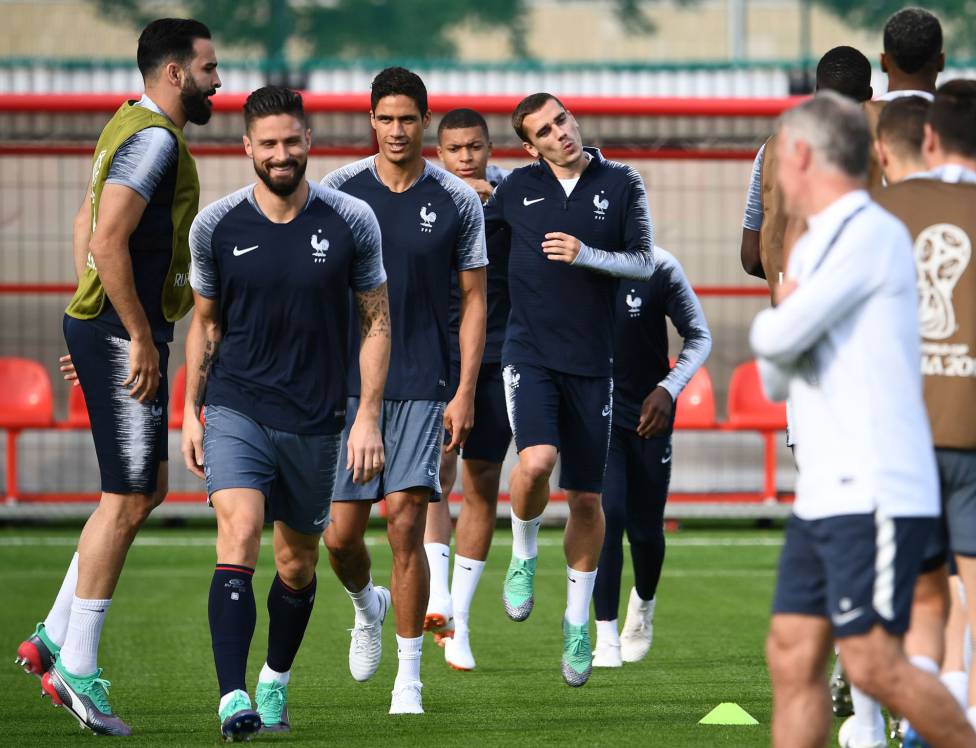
[444,630,475,671]
[592,640,623,668]
[349,586,391,682]
[838,715,887,748]
[619,588,654,663]
[389,680,424,714]
[423,592,453,634]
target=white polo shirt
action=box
[750,189,939,520]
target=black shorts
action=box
[772,512,936,638]
[502,362,613,493]
[923,449,976,565]
[64,314,168,495]
[445,360,512,464]
[602,425,672,542]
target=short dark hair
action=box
[929,79,976,159]
[243,86,305,130]
[137,18,211,79]
[876,95,930,157]
[816,46,872,102]
[370,67,428,116]
[883,8,942,75]
[438,108,490,140]
[512,93,567,142]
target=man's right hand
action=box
[181,413,206,480]
[124,337,160,402]
[464,177,494,204]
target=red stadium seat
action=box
[169,364,187,429]
[64,384,90,428]
[673,365,716,430]
[0,358,54,500]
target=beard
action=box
[181,76,215,125]
[254,157,308,197]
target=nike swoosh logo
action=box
[313,516,328,527]
[831,607,865,626]
[427,469,437,477]
[602,406,611,417]
[441,552,449,558]
[233,245,259,256]
[523,197,545,206]
[661,453,672,464]
[569,578,577,583]
[459,565,472,571]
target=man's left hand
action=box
[542,232,582,264]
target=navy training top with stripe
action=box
[612,248,712,432]
[448,164,511,363]
[485,147,655,377]
[188,181,386,435]
[322,157,488,400]
[92,94,179,343]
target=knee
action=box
[101,493,156,532]
[219,516,263,558]
[519,449,557,486]
[569,492,603,524]
[276,546,318,588]
[387,509,425,554]
[766,629,817,687]
[324,526,359,560]
[841,647,896,700]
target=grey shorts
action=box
[924,448,976,561]
[202,405,341,535]
[331,397,444,502]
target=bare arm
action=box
[740,228,765,279]
[72,179,93,281]
[89,183,158,400]
[444,267,487,452]
[181,294,221,480]
[346,283,391,484]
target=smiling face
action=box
[437,125,491,181]
[244,113,310,197]
[178,38,220,125]
[519,98,583,169]
[371,94,431,168]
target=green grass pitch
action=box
[1,525,786,746]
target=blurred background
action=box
[1,0,973,519]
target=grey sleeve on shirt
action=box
[655,251,713,402]
[316,186,387,292]
[105,127,178,203]
[435,167,488,271]
[742,143,765,231]
[188,186,252,300]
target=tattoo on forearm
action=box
[356,283,391,339]
[193,336,220,412]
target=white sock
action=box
[219,689,250,712]
[346,578,380,624]
[42,552,79,646]
[450,555,485,634]
[259,662,290,686]
[424,543,451,603]
[395,634,423,687]
[59,596,111,676]
[849,685,885,738]
[596,619,619,645]
[910,654,940,675]
[564,566,597,626]
[942,671,969,708]
[510,509,541,560]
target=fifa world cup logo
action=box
[916,223,971,340]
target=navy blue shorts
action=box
[923,449,976,565]
[203,405,340,535]
[64,314,168,495]
[332,398,444,502]
[772,512,937,638]
[601,425,672,544]
[502,362,613,493]
[445,360,512,464]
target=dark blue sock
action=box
[266,573,316,673]
[208,564,256,697]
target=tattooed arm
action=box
[181,294,222,480]
[346,282,391,484]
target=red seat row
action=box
[0,357,787,502]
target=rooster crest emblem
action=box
[626,289,643,317]
[593,191,609,220]
[420,203,437,232]
[311,229,330,263]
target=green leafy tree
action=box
[91,0,657,69]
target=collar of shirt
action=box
[878,89,935,102]
[908,164,976,184]
[790,189,870,279]
[537,146,602,182]
[136,93,173,123]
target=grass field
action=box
[1,525,787,746]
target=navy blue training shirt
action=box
[485,147,655,378]
[322,157,487,400]
[448,164,511,364]
[612,248,712,431]
[189,181,386,435]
